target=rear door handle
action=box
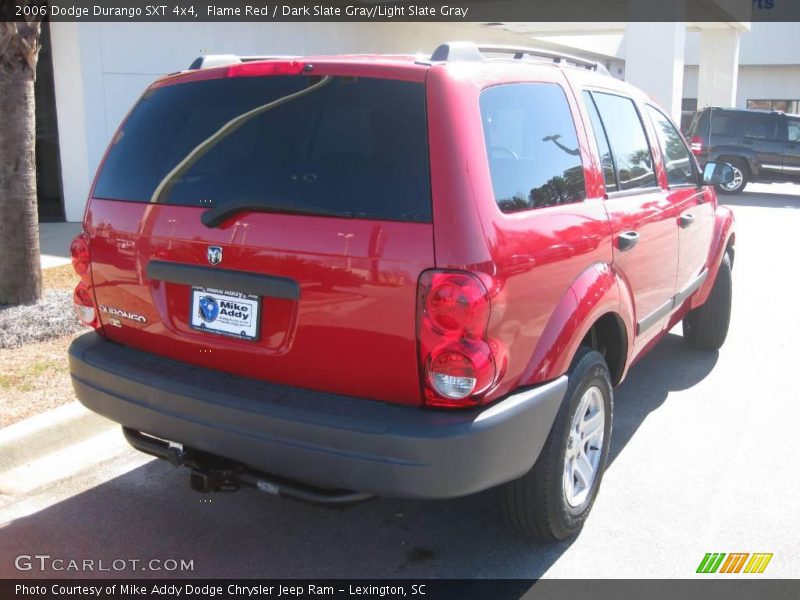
[680,213,695,228]
[618,231,639,251]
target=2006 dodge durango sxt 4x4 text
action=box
[69,42,735,540]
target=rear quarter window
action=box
[744,112,779,140]
[480,82,586,212]
[710,112,741,137]
[93,75,432,223]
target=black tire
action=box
[683,253,732,350]
[499,348,613,541]
[715,159,749,194]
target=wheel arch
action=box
[578,312,628,385]
[714,151,757,179]
[691,204,735,309]
[520,262,634,387]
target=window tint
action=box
[709,111,741,137]
[93,76,432,222]
[646,105,696,187]
[787,119,800,143]
[591,92,657,191]
[583,91,617,192]
[744,113,778,140]
[480,83,586,212]
[687,110,705,138]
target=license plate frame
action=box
[189,286,261,342]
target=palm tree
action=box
[0,17,43,305]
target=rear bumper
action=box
[69,332,567,499]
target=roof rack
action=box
[428,41,610,76]
[188,55,298,70]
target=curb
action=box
[0,401,116,473]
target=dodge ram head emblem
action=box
[207,246,223,266]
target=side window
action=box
[583,91,618,193]
[787,118,800,143]
[591,92,658,191]
[480,83,586,212]
[710,112,741,137]
[646,105,696,187]
[744,113,778,140]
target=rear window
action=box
[93,75,432,222]
[480,83,586,212]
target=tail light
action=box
[71,232,99,329]
[73,281,96,327]
[690,136,707,156]
[227,61,305,78]
[70,233,90,276]
[417,271,498,408]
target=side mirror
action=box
[702,162,735,186]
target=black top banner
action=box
[1,0,799,22]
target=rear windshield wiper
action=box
[201,198,353,228]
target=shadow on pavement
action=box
[0,334,718,579]
[609,332,718,465]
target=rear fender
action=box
[690,203,735,309]
[520,263,634,386]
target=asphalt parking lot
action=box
[1,184,798,579]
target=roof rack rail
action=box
[188,54,297,70]
[429,41,610,76]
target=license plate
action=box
[189,286,260,341]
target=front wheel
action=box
[499,348,613,541]
[683,253,732,350]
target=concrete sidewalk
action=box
[40,222,81,268]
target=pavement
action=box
[1,184,799,579]
[39,222,81,268]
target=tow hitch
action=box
[122,427,374,507]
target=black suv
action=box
[687,107,800,193]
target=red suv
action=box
[69,42,735,540]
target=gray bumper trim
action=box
[69,332,567,499]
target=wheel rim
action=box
[563,386,605,508]
[719,165,744,191]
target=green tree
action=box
[0,16,43,305]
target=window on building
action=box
[747,99,800,114]
[646,105,696,187]
[480,83,586,212]
[590,92,657,191]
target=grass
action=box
[42,263,79,291]
[0,264,82,428]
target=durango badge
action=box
[207,246,223,266]
[98,305,147,324]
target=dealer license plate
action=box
[189,286,260,341]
